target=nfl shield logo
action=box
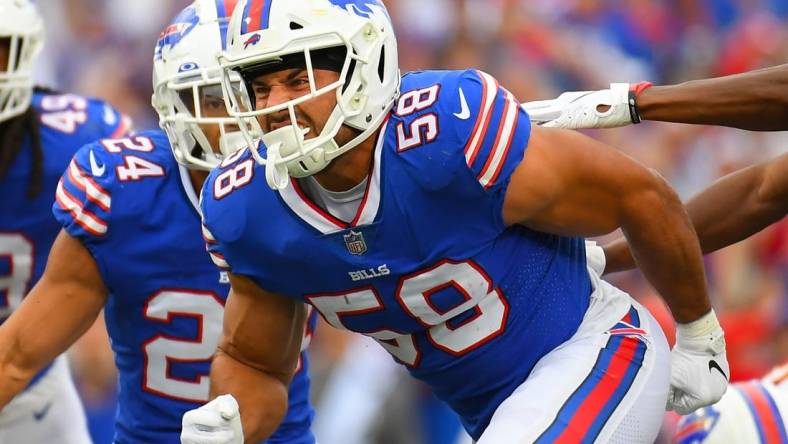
[344,230,367,255]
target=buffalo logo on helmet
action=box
[674,406,721,444]
[343,230,367,255]
[328,0,389,20]
[154,5,200,60]
[243,33,261,49]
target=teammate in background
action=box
[673,363,787,444]
[0,0,130,441]
[0,2,316,443]
[523,64,788,273]
[184,1,726,443]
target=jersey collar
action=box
[178,163,202,215]
[278,118,389,235]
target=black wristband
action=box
[628,89,642,124]
[627,82,653,124]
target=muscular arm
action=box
[636,64,788,131]
[605,152,788,273]
[503,126,709,322]
[0,230,107,407]
[209,273,306,442]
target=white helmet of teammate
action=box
[0,0,43,123]
[152,0,246,170]
[220,0,399,189]
[674,367,787,444]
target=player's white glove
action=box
[523,82,653,129]
[667,310,729,415]
[181,394,244,444]
[584,240,606,276]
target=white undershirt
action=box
[300,176,368,223]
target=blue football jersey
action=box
[201,69,592,439]
[53,129,315,444]
[0,90,129,385]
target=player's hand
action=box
[523,83,650,129]
[584,240,606,275]
[181,394,244,444]
[667,310,729,415]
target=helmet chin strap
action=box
[264,142,289,190]
[261,126,311,190]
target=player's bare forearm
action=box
[211,273,307,441]
[209,349,290,442]
[0,230,106,408]
[618,172,710,322]
[604,153,788,274]
[504,127,711,323]
[637,64,788,131]
[687,153,788,252]
[601,238,633,274]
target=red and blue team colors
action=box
[201,69,593,440]
[52,129,316,444]
[0,90,129,386]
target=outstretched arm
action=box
[525,63,788,131]
[636,64,788,131]
[0,230,107,407]
[604,152,788,273]
[208,273,306,442]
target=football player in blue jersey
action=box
[0,0,131,442]
[186,1,729,443]
[0,1,315,443]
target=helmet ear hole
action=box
[289,22,304,30]
[377,46,385,83]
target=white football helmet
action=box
[152,0,246,170]
[219,0,400,189]
[0,0,43,123]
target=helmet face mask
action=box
[220,0,400,189]
[152,0,246,171]
[0,0,43,124]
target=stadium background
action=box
[33,0,787,443]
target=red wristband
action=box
[627,82,653,123]
[629,81,654,96]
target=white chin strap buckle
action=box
[264,142,290,190]
[260,126,310,190]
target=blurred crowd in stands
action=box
[34,0,787,443]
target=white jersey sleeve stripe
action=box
[208,251,230,270]
[477,89,519,189]
[110,114,133,139]
[202,225,217,244]
[67,161,111,211]
[55,180,108,236]
[464,71,499,166]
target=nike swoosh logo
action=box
[33,402,52,421]
[454,88,470,120]
[709,360,728,380]
[102,104,117,125]
[89,150,106,177]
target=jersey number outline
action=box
[213,159,254,200]
[307,259,508,367]
[99,137,164,182]
[40,94,88,134]
[142,289,224,402]
[0,233,33,319]
[396,85,441,152]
